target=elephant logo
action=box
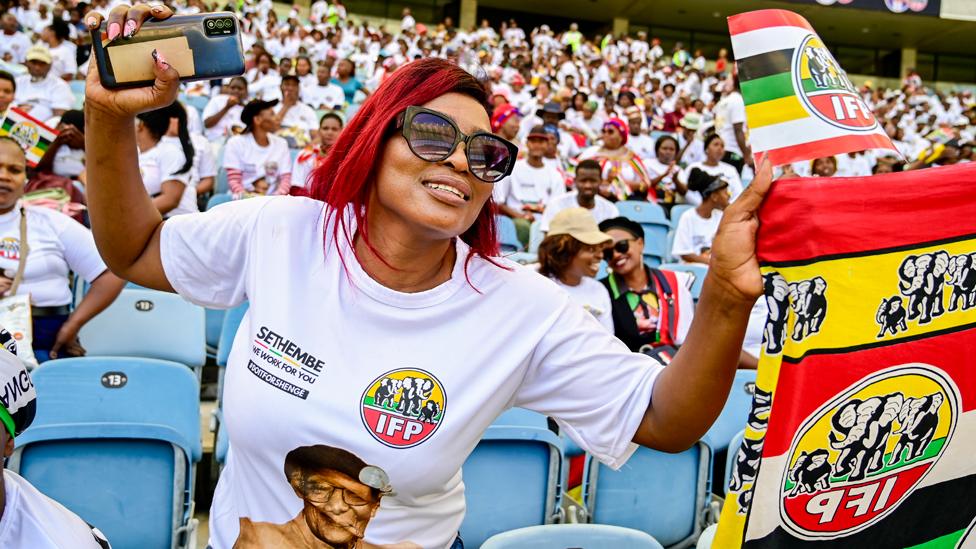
[360,368,446,448]
[728,385,773,515]
[899,251,950,325]
[793,35,877,132]
[947,253,976,312]
[876,296,908,338]
[780,365,958,539]
[789,276,827,342]
[763,272,790,355]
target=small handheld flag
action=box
[0,108,59,168]
[728,10,898,166]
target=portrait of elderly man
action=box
[234,444,418,549]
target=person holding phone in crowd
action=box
[82,6,773,547]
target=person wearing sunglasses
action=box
[537,208,613,332]
[578,117,654,202]
[493,124,566,246]
[598,217,695,354]
[84,8,775,547]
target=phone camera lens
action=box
[207,20,215,28]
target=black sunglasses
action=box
[602,238,634,262]
[396,106,518,183]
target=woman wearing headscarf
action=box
[83,7,774,545]
[578,117,653,202]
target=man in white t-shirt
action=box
[273,75,318,143]
[713,78,751,173]
[540,159,618,232]
[493,125,566,245]
[202,78,247,142]
[671,175,729,264]
[400,7,415,33]
[301,63,344,111]
[0,14,32,64]
[0,334,112,548]
[13,45,73,123]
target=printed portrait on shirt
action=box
[234,444,420,549]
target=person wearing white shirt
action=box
[626,116,656,162]
[223,99,293,196]
[672,168,729,264]
[0,14,32,64]
[400,7,415,33]
[273,75,319,142]
[537,208,614,332]
[202,77,248,142]
[86,48,773,549]
[539,159,618,232]
[309,0,329,23]
[301,63,344,111]
[713,84,750,172]
[137,104,196,218]
[678,134,743,206]
[13,46,73,123]
[493,126,566,245]
[41,21,76,80]
[0,341,113,548]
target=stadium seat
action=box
[724,430,747,495]
[616,201,668,225]
[206,192,234,210]
[215,167,229,195]
[659,262,708,301]
[670,204,693,231]
[701,369,757,454]
[528,219,545,254]
[582,442,710,548]
[78,288,207,373]
[213,302,248,467]
[496,215,522,252]
[10,357,202,549]
[481,524,665,549]
[205,308,225,357]
[181,94,209,116]
[460,408,564,547]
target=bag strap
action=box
[649,268,676,346]
[8,207,29,297]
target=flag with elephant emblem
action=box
[714,162,976,548]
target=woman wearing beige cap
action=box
[537,208,614,332]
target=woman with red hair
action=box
[82,6,773,547]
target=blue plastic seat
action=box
[78,289,207,372]
[582,442,710,548]
[181,94,209,116]
[460,408,564,547]
[670,204,693,231]
[616,201,668,225]
[617,201,670,266]
[527,219,545,254]
[205,309,225,357]
[213,302,248,467]
[206,192,233,210]
[701,369,757,454]
[482,524,665,549]
[496,215,522,252]
[659,262,708,301]
[215,167,229,194]
[11,357,201,549]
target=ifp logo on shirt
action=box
[360,368,446,448]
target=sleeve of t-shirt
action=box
[276,141,292,175]
[160,197,273,308]
[159,148,190,186]
[51,81,74,111]
[221,136,243,171]
[196,138,217,179]
[730,94,747,125]
[514,299,663,469]
[671,211,697,257]
[49,211,107,283]
[492,175,511,205]
[202,95,225,119]
[538,203,555,232]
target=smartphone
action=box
[90,12,245,89]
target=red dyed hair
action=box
[302,58,502,275]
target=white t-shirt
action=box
[0,205,106,307]
[301,82,345,110]
[222,133,292,193]
[629,134,656,162]
[0,470,110,548]
[0,32,32,63]
[13,75,73,123]
[51,146,84,179]
[742,297,768,359]
[550,276,613,332]
[671,207,722,261]
[539,192,619,232]
[273,102,319,133]
[713,91,747,156]
[139,140,195,218]
[492,159,565,211]
[202,95,244,141]
[678,161,743,206]
[160,197,663,549]
[48,40,77,80]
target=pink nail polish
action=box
[123,20,137,38]
[152,48,168,68]
[107,22,121,40]
[85,17,97,29]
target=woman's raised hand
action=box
[84,4,181,118]
[707,157,774,304]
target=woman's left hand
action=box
[50,322,86,359]
[707,157,774,304]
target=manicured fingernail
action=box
[107,22,121,40]
[152,48,168,68]
[86,16,97,28]
[124,20,137,38]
